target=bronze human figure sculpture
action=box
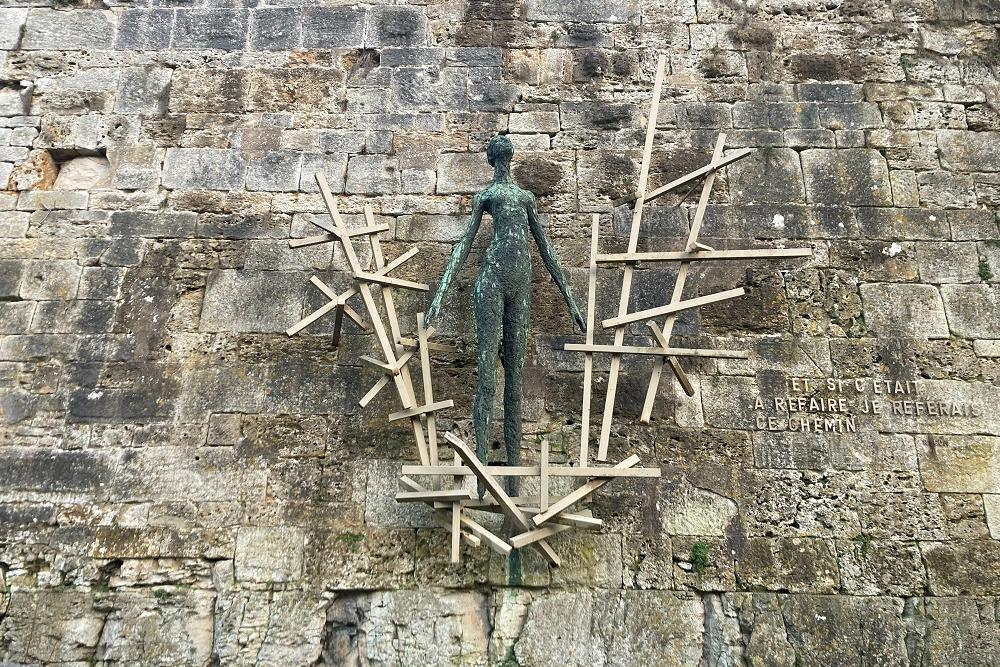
[425,136,586,486]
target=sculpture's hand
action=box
[573,309,587,334]
[423,300,441,328]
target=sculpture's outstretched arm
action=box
[527,193,586,333]
[424,193,486,327]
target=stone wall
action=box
[2,0,1000,665]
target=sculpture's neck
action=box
[492,162,513,184]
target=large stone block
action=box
[0,9,27,49]
[525,0,639,22]
[917,434,1000,493]
[859,283,949,338]
[22,9,114,50]
[856,207,950,240]
[172,9,248,50]
[364,6,427,47]
[735,538,840,593]
[235,527,305,582]
[436,152,492,194]
[162,148,246,191]
[938,129,1000,171]
[922,540,1000,595]
[727,147,806,203]
[116,9,173,50]
[114,66,172,115]
[19,259,81,300]
[302,6,365,48]
[940,284,1000,337]
[345,155,401,194]
[250,8,301,51]
[802,148,892,206]
[246,150,302,192]
[200,269,304,332]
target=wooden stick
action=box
[387,399,454,422]
[402,464,662,478]
[601,287,745,330]
[356,272,429,291]
[647,322,694,397]
[396,489,474,502]
[612,147,754,207]
[449,501,603,529]
[581,213,599,467]
[540,439,549,512]
[358,350,415,407]
[595,248,813,264]
[597,53,667,462]
[398,476,487,550]
[510,523,573,549]
[289,234,336,248]
[640,134,726,421]
[315,173,429,465]
[451,502,461,563]
[359,355,397,374]
[532,455,641,527]
[444,432,560,566]
[416,312,439,465]
[564,343,748,359]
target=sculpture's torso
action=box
[476,181,533,296]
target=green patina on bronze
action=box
[425,136,585,486]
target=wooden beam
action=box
[640,134,724,421]
[597,53,667,462]
[647,322,694,397]
[444,432,560,566]
[564,343,749,359]
[612,147,755,207]
[509,523,573,549]
[387,399,454,422]
[601,287,746,329]
[580,213,599,467]
[358,350,415,407]
[540,439,549,512]
[596,247,813,264]
[402,464,662,478]
[532,455,641,527]
[356,272,429,292]
[398,476,487,551]
[451,502,462,564]
[396,489,474,502]
[315,173,429,465]
[416,312,439,465]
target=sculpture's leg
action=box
[501,288,529,496]
[473,275,503,475]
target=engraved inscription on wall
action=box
[752,377,984,433]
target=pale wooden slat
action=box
[416,312,439,465]
[451,502,462,563]
[444,432,560,566]
[612,147,755,207]
[356,272,429,291]
[595,247,813,264]
[647,322,694,397]
[597,53,667,462]
[396,489,473,502]
[398,477,482,549]
[289,234,336,248]
[358,350,415,407]
[540,439,549,512]
[580,212,599,467]
[532,454,641,527]
[450,502,603,529]
[387,399,454,422]
[640,135,726,421]
[402,464,662,478]
[601,286,746,329]
[564,343,749,359]
[315,173,429,465]
[509,522,572,549]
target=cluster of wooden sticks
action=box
[284,53,811,566]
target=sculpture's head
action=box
[486,135,513,168]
